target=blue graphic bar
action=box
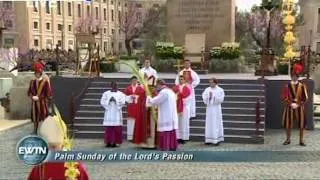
[46,151,319,163]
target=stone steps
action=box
[73,77,266,144]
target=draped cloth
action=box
[28,162,89,180]
[172,84,191,140]
[202,86,225,144]
[124,85,147,143]
[282,81,308,129]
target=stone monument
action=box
[167,0,236,50]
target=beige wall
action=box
[298,0,320,53]
[10,0,126,55]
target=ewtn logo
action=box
[16,135,49,165]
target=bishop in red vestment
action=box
[282,73,308,146]
[172,76,191,144]
[124,76,147,144]
[28,68,53,134]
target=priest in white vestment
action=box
[100,81,126,148]
[202,78,225,146]
[147,79,179,151]
[175,59,200,118]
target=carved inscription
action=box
[174,0,225,31]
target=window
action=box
[153,4,160,8]
[125,12,128,23]
[104,41,107,51]
[111,0,114,5]
[57,1,61,15]
[78,4,81,17]
[34,39,39,47]
[3,1,12,9]
[111,10,114,21]
[118,29,121,34]
[118,11,121,23]
[125,3,127,7]
[32,1,39,12]
[4,20,13,29]
[68,40,73,45]
[317,42,320,54]
[87,5,90,16]
[119,42,122,50]
[103,28,106,34]
[68,2,72,16]
[136,12,142,21]
[111,29,115,34]
[103,8,107,20]
[46,23,51,30]
[68,25,72,32]
[57,40,62,47]
[46,39,52,47]
[95,7,98,19]
[111,42,114,48]
[46,1,50,14]
[318,8,320,33]
[136,3,142,8]
[103,0,106,3]
[4,38,14,48]
[58,24,63,31]
[33,21,38,29]
[118,1,120,6]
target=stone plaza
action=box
[1,122,320,179]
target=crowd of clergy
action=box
[100,59,226,151]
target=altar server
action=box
[172,75,191,144]
[100,81,126,147]
[202,78,225,146]
[175,59,200,118]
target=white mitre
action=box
[38,115,66,146]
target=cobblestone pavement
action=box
[1,123,320,179]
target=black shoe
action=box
[177,139,183,144]
[112,144,117,148]
[181,140,186,144]
[282,140,291,145]
[105,144,111,148]
[299,142,306,146]
[205,143,212,145]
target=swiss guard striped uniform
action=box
[282,81,308,129]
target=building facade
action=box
[298,0,320,54]
[1,0,126,56]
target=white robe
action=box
[100,90,126,126]
[147,88,178,132]
[177,85,192,140]
[202,86,225,144]
[175,68,200,118]
[140,67,158,79]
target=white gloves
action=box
[32,96,39,101]
[291,103,299,109]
